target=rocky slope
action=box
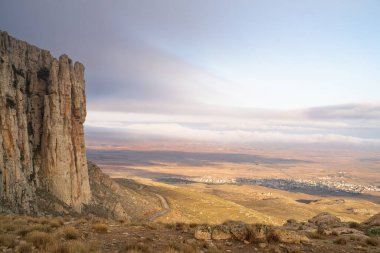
[86,162,161,221]
[0,31,91,213]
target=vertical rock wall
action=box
[0,31,91,213]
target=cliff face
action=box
[0,31,91,213]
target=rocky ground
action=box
[0,212,379,253]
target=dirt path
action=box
[136,184,170,221]
[145,193,170,222]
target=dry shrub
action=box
[127,250,145,253]
[29,224,53,233]
[92,223,108,233]
[17,227,30,237]
[38,217,50,225]
[75,218,87,225]
[2,223,16,232]
[366,237,379,246]
[349,222,360,229]
[50,240,98,253]
[143,222,159,230]
[13,218,28,226]
[125,242,151,252]
[308,232,323,239]
[0,233,17,248]
[26,231,53,249]
[167,242,200,253]
[118,219,127,224]
[160,247,180,253]
[50,217,64,228]
[287,247,302,253]
[16,224,52,238]
[164,223,176,230]
[266,230,280,243]
[17,242,32,253]
[333,237,347,245]
[62,226,80,240]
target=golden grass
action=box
[0,233,17,248]
[126,250,145,253]
[75,218,88,225]
[160,248,180,253]
[92,223,108,233]
[125,242,151,252]
[50,240,98,253]
[26,231,53,249]
[61,226,80,240]
[50,217,65,228]
[16,242,32,253]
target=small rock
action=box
[186,238,196,244]
[225,241,233,246]
[258,243,267,248]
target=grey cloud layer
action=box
[1,1,379,149]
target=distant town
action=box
[157,175,380,194]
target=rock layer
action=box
[0,31,91,213]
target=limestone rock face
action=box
[0,31,91,213]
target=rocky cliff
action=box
[0,31,91,213]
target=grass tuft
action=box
[92,223,108,233]
[26,231,53,249]
[50,240,98,253]
[333,237,347,245]
[17,242,32,253]
[0,233,17,248]
[62,226,80,240]
[366,237,379,246]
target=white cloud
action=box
[85,103,380,148]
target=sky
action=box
[1,0,380,149]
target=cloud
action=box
[85,121,380,147]
[306,103,380,120]
[85,102,380,149]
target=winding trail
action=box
[146,193,170,222]
[136,184,170,222]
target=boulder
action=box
[194,225,212,240]
[269,229,309,244]
[211,225,231,240]
[229,222,249,241]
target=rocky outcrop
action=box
[308,212,341,227]
[0,31,91,213]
